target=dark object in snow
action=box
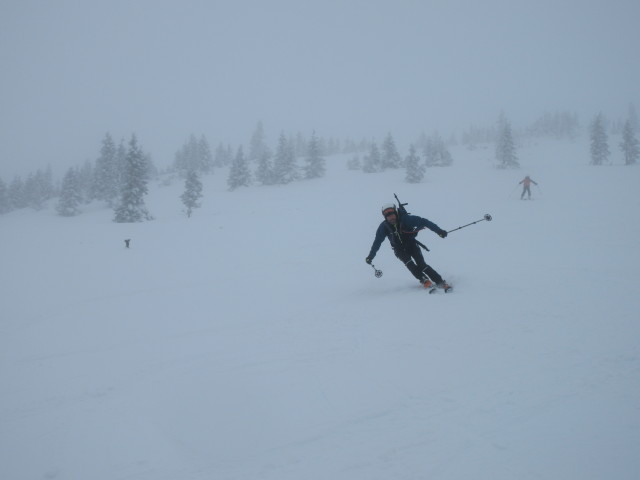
[124,239,131,248]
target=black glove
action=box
[438,230,447,238]
[365,257,372,264]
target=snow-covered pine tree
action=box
[7,176,26,210]
[181,169,203,217]
[628,103,639,133]
[214,143,232,167]
[303,131,325,179]
[527,111,580,139]
[41,166,56,201]
[295,132,308,158]
[405,145,425,183]
[424,132,453,167]
[115,139,127,189]
[114,134,153,222]
[362,141,382,173]
[227,146,252,190]
[347,155,361,170]
[255,150,275,185]
[249,121,268,163]
[589,113,610,166]
[24,170,52,210]
[328,137,342,156]
[272,132,298,184]
[198,135,214,173]
[620,119,639,165]
[174,134,213,175]
[381,133,402,169]
[56,167,82,216]
[495,117,519,169]
[0,177,9,214]
[174,135,198,175]
[93,132,119,206]
[77,160,94,204]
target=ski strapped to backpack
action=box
[393,193,430,252]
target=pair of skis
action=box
[369,263,453,294]
[427,284,452,294]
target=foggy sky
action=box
[1,0,639,178]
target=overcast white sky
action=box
[1,0,639,178]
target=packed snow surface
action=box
[1,137,639,479]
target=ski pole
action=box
[447,214,492,234]
[370,263,383,278]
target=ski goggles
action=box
[383,209,396,217]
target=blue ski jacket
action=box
[367,214,445,260]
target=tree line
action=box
[1,108,638,219]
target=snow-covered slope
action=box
[1,137,639,480]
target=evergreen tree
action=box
[174,135,197,175]
[295,132,308,158]
[41,166,56,200]
[0,177,10,214]
[326,137,340,156]
[589,113,610,166]
[381,133,402,169]
[114,139,127,193]
[214,142,232,167]
[405,145,425,183]
[56,167,82,216]
[495,117,519,168]
[249,121,268,162]
[620,119,639,165]
[462,124,497,149]
[628,103,639,133]
[415,131,429,152]
[342,138,358,154]
[181,169,203,217]
[227,146,252,190]
[8,176,26,210]
[114,134,153,222]
[272,132,298,184]
[527,111,580,139]
[347,155,361,170]
[303,131,325,179]
[93,132,119,206]
[198,135,214,173]
[174,134,213,175]
[24,170,49,210]
[77,160,94,204]
[424,132,453,167]
[362,141,382,173]
[318,136,328,156]
[255,150,275,185]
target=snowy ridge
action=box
[1,137,639,480]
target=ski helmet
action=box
[381,203,397,218]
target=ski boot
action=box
[420,277,434,289]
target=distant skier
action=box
[519,175,538,200]
[124,239,131,248]
[366,203,451,291]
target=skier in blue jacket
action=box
[366,203,451,290]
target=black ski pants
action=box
[393,241,444,284]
